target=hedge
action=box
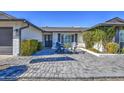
[37,42,44,51]
[121,48,124,54]
[105,42,119,54]
[21,39,43,56]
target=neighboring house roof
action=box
[87,17,124,30]
[41,27,88,32]
[99,17,124,26]
[105,17,124,23]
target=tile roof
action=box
[0,11,17,19]
[87,17,124,30]
[41,27,88,32]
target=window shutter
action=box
[58,33,60,42]
[75,34,77,43]
[61,35,64,43]
[72,35,74,42]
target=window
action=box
[64,34,73,43]
[119,30,124,48]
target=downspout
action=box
[18,23,29,56]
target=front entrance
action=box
[44,35,52,48]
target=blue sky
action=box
[5,11,124,27]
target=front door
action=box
[44,35,52,48]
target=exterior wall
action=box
[0,21,43,56]
[0,21,24,56]
[77,32,85,48]
[52,32,58,49]
[21,26,42,42]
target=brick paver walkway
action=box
[1,49,124,80]
[32,49,56,56]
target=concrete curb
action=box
[79,48,124,57]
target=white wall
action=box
[52,32,58,49]
[77,32,85,48]
[21,26,42,42]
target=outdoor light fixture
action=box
[14,29,19,36]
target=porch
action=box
[43,32,84,49]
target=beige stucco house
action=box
[0,12,86,56]
[1,12,124,56]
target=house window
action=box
[119,30,124,48]
[64,34,73,43]
[59,34,77,44]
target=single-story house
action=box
[0,12,124,55]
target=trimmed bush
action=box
[88,48,100,53]
[37,42,44,51]
[121,48,124,54]
[105,42,119,54]
[21,39,39,56]
[21,40,30,56]
[82,31,94,48]
[64,43,71,48]
[30,39,38,53]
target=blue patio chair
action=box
[55,42,65,53]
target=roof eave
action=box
[85,23,124,31]
[43,30,85,32]
[0,19,44,32]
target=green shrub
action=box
[105,42,119,54]
[82,31,94,48]
[121,48,124,54]
[37,42,44,51]
[88,48,100,53]
[21,39,39,56]
[92,29,106,42]
[21,40,30,56]
[64,43,71,48]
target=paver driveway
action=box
[1,50,124,80]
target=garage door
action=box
[0,28,13,55]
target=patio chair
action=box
[55,42,65,53]
[71,42,77,53]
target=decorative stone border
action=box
[19,76,124,81]
[0,55,14,60]
[79,48,124,57]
